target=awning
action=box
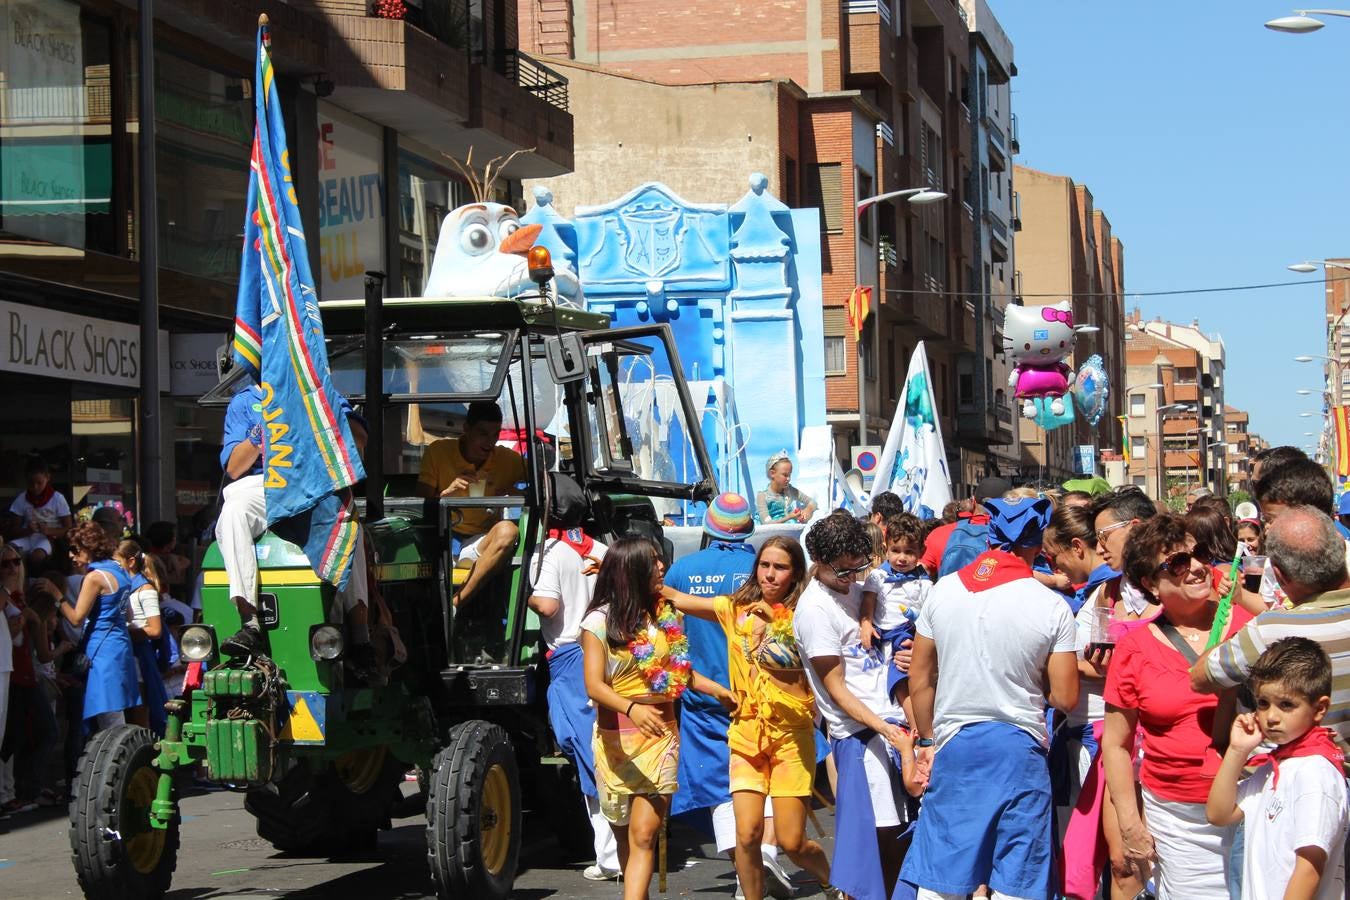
[0,140,111,216]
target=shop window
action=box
[0,1,116,254]
[398,143,470,297]
[153,48,253,282]
[317,103,385,301]
[70,389,135,514]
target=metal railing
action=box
[846,0,892,26]
[985,117,1005,150]
[876,120,895,147]
[1009,112,1020,150]
[496,50,569,113]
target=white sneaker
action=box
[583,864,620,881]
[734,878,746,900]
[761,848,794,899]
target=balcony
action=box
[957,401,1014,448]
[985,116,1007,172]
[846,1,900,88]
[323,14,572,176]
[1009,111,1021,153]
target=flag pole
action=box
[137,0,162,525]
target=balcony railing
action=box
[876,120,895,147]
[846,0,892,26]
[496,50,570,113]
[1009,112,1020,152]
[985,116,1005,150]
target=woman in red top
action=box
[1102,514,1253,899]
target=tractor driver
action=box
[217,383,376,669]
[416,401,526,607]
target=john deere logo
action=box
[973,557,997,582]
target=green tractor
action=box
[68,281,717,899]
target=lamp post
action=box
[1265,9,1350,31]
[852,187,947,445]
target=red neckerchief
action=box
[959,512,991,525]
[548,527,595,561]
[1248,726,1345,789]
[24,483,54,509]
[956,549,1034,592]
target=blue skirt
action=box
[900,721,1053,898]
[83,629,141,722]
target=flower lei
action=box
[628,601,692,698]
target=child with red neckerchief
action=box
[1207,637,1348,900]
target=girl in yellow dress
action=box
[581,536,734,900]
[665,536,837,900]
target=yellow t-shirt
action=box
[580,606,679,701]
[713,595,813,729]
[417,437,526,536]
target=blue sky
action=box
[993,1,1348,452]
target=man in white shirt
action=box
[902,496,1079,900]
[528,517,618,882]
[794,511,908,900]
[9,459,72,564]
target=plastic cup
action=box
[1242,555,1267,578]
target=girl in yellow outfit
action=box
[581,537,735,900]
[666,536,836,900]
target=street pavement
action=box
[0,783,839,898]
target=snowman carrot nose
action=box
[500,222,543,256]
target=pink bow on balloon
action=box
[1041,306,1074,327]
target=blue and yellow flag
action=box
[232,19,365,589]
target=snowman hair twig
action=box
[442,146,537,205]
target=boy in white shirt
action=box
[860,513,930,712]
[9,459,71,564]
[1207,637,1347,900]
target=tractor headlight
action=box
[180,625,216,662]
[309,624,344,662]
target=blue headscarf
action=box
[981,497,1054,551]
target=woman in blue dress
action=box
[60,522,140,733]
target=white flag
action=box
[871,341,952,519]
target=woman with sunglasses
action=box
[1102,514,1254,898]
[58,522,139,733]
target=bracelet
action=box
[916,737,935,748]
[625,700,636,718]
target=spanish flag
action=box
[1335,406,1350,477]
[846,286,872,340]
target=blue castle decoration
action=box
[523,174,827,514]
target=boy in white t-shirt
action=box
[860,513,931,712]
[794,511,912,900]
[1207,637,1348,900]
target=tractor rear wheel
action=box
[426,720,521,900]
[246,747,401,854]
[69,725,180,900]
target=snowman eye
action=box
[461,223,493,255]
[1059,341,1066,348]
[1024,343,1031,351]
[498,220,520,241]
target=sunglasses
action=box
[1154,547,1210,579]
[829,560,871,580]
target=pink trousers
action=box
[1058,719,1108,899]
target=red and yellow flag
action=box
[1334,406,1350,477]
[846,286,872,340]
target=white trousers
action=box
[585,793,620,871]
[217,473,367,613]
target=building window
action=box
[806,163,843,234]
[397,141,470,297]
[824,308,847,375]
[318,103,385,302]
[857,169,873,243]
[1129,393,1146,417]
[1132,441,1147,460]
[1133,475,1147,487]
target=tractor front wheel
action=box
[426,720,521,900]
[69,725,180,900]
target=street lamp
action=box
[853,186,949,445]
[1265,9,1350,31]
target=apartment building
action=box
[1123,314,1227,499]
[519,0,1018,493]
[0,0,570,527]
[1319,257,1350,406]
[1012,165,1126,482]
[1224,405,1255,494]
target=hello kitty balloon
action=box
[1004,301,1078,418]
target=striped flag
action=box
[232,19,365,589]
[846,286,872,340]
[1335,406,1350,477]
[1118,415,1130,458]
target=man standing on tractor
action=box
[216,383,375,664]
[416,400,526,607]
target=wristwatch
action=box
[916,737,935,748]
